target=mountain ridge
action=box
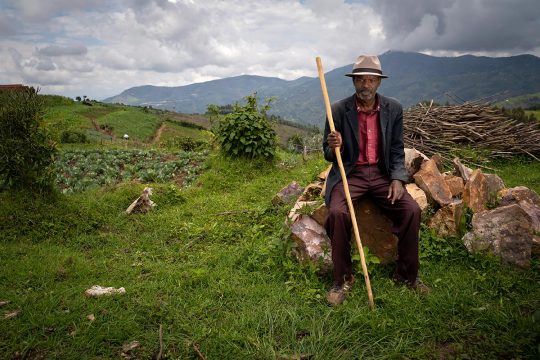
[104,51,540,126]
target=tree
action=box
[0,88,57,191]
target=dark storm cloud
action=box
[38,44,88,57]
[372,0,540,53]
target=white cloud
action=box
[0,0,537,100]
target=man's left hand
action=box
[387,180,405,205]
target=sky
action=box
[1,0,539,100]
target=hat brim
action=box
[345,71,388,78]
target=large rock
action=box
[404,148,428,181]
[444,174,465,198]
[352,197,398,264]
[413,157,453,207]
[462,204,533,268]
[453,158,473,182]
[484,174,505,205]
[428,200,464,237]
[272,181,304,206]
[462,169,489,213]
[290,215,332,271]
[499,186,540,207]
[532,235,540,258]
[406,183,429,212]
[516,200,540,232]
[310,203,329,227]
[298,182,323,201]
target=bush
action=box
[0,88,57,191]
[215,95,277,159]
[60,130,89,144]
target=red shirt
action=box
[356,95,380,165]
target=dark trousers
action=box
[325,165,421,285]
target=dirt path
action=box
[152,122,166,144]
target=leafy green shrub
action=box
[0,88,57,191]
[215,95,277,159]
[60,130,89,144]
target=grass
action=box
[525,110,540,122]
[491,157,540,194]
[98,108,162,142]
[1,150,539,359]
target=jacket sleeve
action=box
[388,105,408,183]
[322,102,343,163]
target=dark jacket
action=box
[323,93,408,205]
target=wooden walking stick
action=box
[316,56,375,310]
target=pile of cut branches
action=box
[403,102,540,164]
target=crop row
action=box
[55,149,208,193]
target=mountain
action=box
[103,51,540,127]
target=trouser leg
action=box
[367,169,421,283]
[324,170,368,285]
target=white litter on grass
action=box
[84,285,126,297]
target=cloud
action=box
[0,0,538,100]
[38,44,88,57]
[371,0,540,54]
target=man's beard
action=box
[356,89,375,102]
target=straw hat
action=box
[345,55,388,78]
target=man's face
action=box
[353,75,381,102]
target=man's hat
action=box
[345,55,388,78]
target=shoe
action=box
[409,278,432,295]
[392,273,432,295]
[326,275,355,305]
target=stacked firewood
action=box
[403,102,540,163]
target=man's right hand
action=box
[327,130,342,149]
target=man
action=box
[323,54,429,305]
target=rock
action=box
[84,285,126,297]
[484,174,505,205]
[290,215,332,271]
[352,197,398,264]
[311,203,329,227]
[453,158,473,182]
[517,200,540,232]
[298,182,323,201]
[462,204,533,268]
[432,154,444,172]
[413,157,453,207]
[287,200,319,223]
[499,186,540,207]
[405,183,429,212]
[428,201,464,237]
[272,181,304,206]
[532,235,540,258]
[126,187,156,214]
[404,148,428,181]
[462,169,489,213]
[444,174,464,198]
[318,165,332,181]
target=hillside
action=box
[104,51,540,126]
[42,96,312,149]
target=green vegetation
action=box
[0,88,57,191]
[0,95,538,359]
[213,95,277,159]
[55,149,207,193]
[98,108,162,142]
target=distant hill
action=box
[104,51,540,127]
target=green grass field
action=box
[1,153,539,359]
[0,98,539,359]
